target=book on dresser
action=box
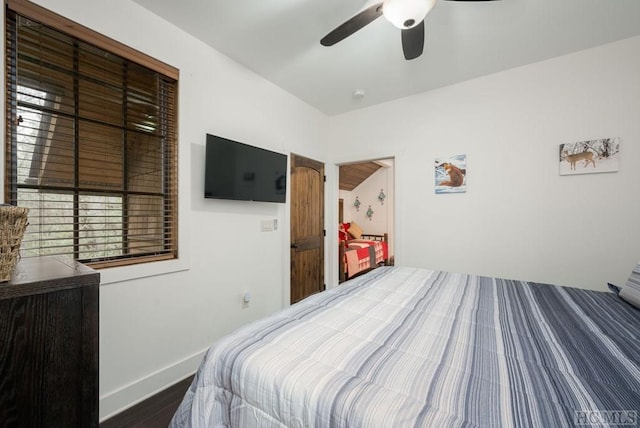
[0,256,99,427]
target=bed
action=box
[339,221,389,283]
[339,234,389,283]
[171,266,640,427]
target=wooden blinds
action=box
[5,1,178,268]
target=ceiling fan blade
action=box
[320,2,384,47]
[401,20,424,60]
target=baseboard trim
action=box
[99,348,207,422]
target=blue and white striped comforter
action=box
[171,267,640,427]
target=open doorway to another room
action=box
[338,158,394,283]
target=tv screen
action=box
[204,134,287,203]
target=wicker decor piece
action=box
[0,205,29,282]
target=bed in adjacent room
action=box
[171,265,640,427]
[339,221,389,283]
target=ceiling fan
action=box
[320,0,499,60]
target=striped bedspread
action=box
[171,267,640,427]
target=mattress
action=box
[171,266,640,427]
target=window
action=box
[5,1,178,268]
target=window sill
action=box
[97,257,189,286]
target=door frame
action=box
[328,153,400,288]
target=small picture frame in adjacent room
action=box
[559,138,620,176]
[435,154,467,194]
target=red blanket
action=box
[343,239,388,278]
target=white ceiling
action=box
[130,0,640,116]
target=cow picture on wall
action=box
[559,138,620,176]
[435,154,466,194]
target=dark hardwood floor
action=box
[100,376,193,428]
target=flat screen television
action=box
[204,134,287,203]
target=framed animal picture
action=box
[559,138,620,175]
[435,154,466,194]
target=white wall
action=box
[1,0,329,420]
[349,164,391,235]
[328,36,640,292]
[339,189,353,221]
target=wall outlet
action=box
[242,290,251,308]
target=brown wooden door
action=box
[290,154,324,304]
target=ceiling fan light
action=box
[383,0,437,29]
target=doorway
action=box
[338,158,395,278]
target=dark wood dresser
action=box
[0,256,99,427]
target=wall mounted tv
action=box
[204,134,287,203]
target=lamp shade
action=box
[382,0,437,29]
